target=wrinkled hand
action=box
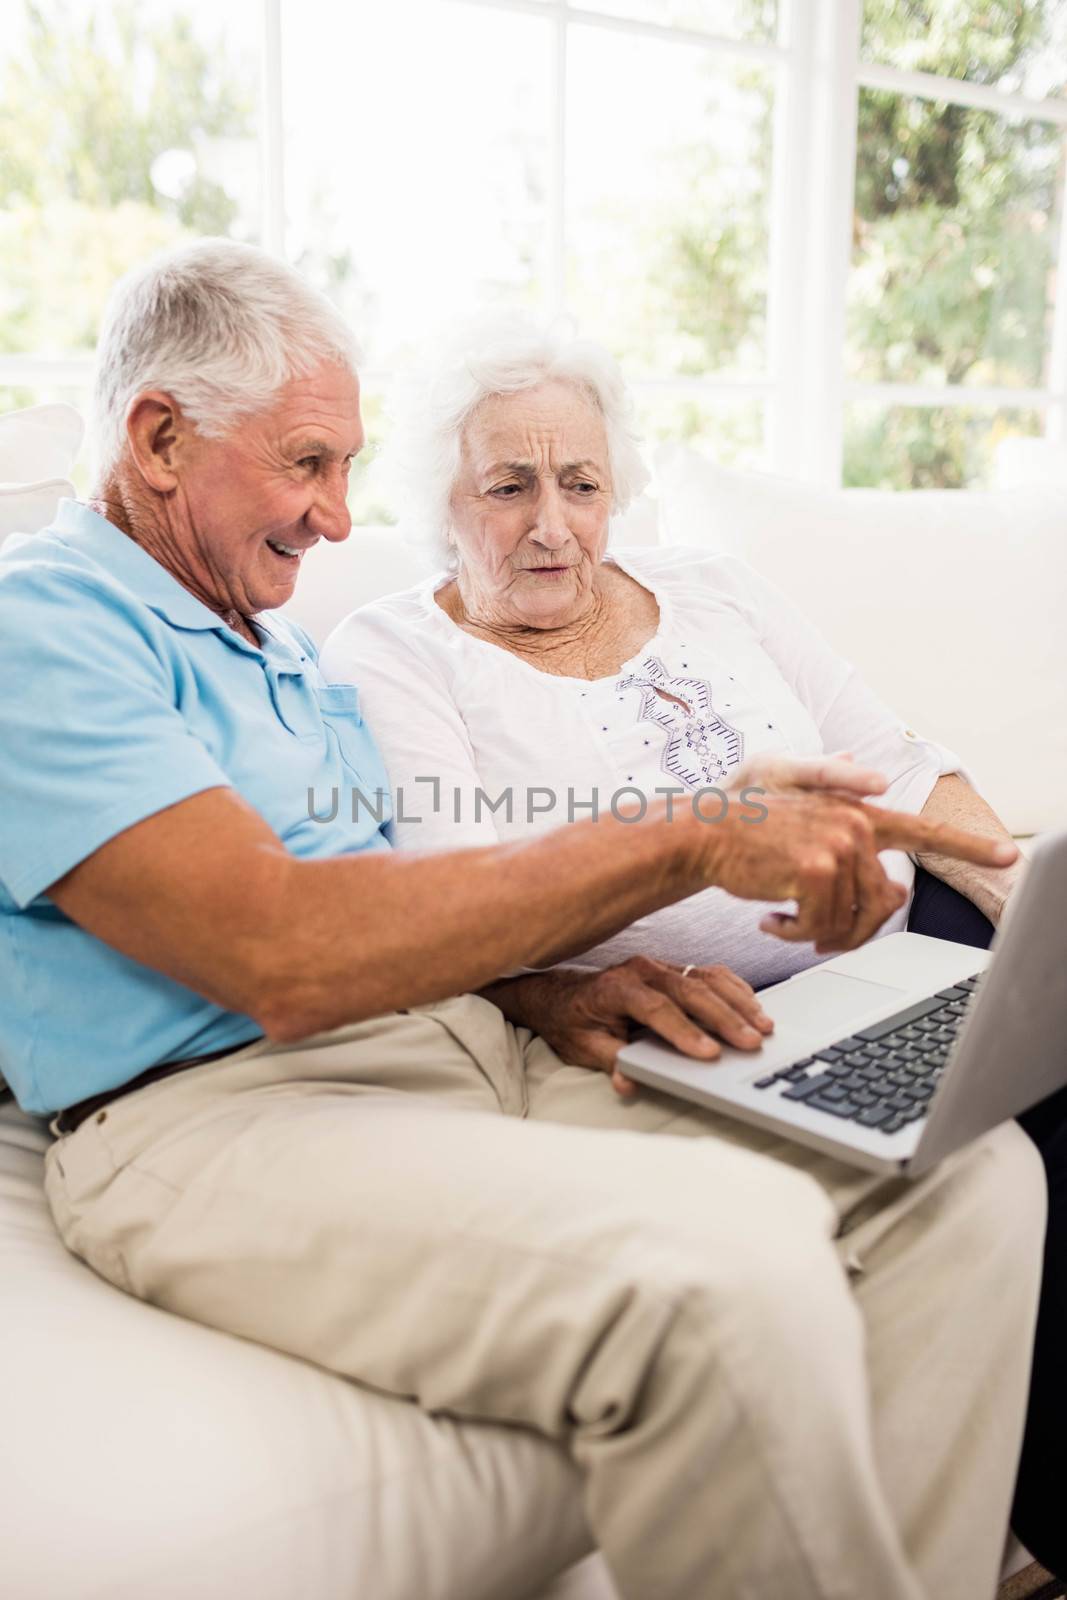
[702,755,1017,954]
[517,957,774,1097]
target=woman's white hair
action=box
[383,312,650,561]
[92,238,361,478]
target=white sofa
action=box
[2,405,1062,1598]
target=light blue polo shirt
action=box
[0,500,393,1115]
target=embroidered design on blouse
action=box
[617,656,744,789]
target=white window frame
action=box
[3,0,1064,488]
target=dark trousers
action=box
[907,868,1066,1577]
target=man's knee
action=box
[615,1153,852,1359]
[559,1214,859,1453]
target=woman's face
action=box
[448,379,614,630]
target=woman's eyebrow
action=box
[484,458,602,476]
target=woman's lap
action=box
[906,866,996,950]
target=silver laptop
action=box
[619,828,1067,1176]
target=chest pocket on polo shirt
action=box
[262,661,322,740]
[262,664,392,814]
[315,682,393,820]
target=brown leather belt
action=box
[53,1043,260,1136]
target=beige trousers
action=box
[44,995,1045,1600]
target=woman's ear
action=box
[443,523,460,570]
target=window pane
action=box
[843,402,1045,489]
[860,0,1067,99]
[636,389,764,469]
[282,0,552,368]
[0,0,261,358]
[577,1,778,42]
[848,89,1064,389]
[346,390,393,528]
[566,26,773,380]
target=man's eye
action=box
[571,481,598,494]
[490,484,521,498]
[299,457,321,472]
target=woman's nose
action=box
[529,485,569,546]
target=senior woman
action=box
[320,317,1020,990]
[321,315,1067,1581]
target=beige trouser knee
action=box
[44,995,1046,1600]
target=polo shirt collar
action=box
[50,498,254,639]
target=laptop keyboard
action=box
[752,974,982,1136]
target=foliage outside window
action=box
[0,0,1064,506]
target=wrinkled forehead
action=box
[246,361,366,455]
[460,379,610,472]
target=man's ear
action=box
[124,391,190,492]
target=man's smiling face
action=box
[173,361,364,617]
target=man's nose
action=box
[308,468,352,543]
[529,483,569,548]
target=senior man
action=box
[0,240,1041,1600]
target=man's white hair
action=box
[92,238,361,478]
[384,312,650,561]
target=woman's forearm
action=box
[915,773,1025,925]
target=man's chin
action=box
[253,586,297,616]
[252,558,303,611]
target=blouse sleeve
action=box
[715,553,967,819]
[319,604,501,854]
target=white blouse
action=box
[320,546,962,990]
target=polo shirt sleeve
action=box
[0,564,232,910]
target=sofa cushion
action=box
[0,478,78,542]
[0,1100,605,1600]
[0,403,84,488]
[284,526,438,644]
[656,447,1067,837]
[0,404,84,544]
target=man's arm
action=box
[49,785,716,1042]
[48,771,1017,1046]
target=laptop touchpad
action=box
[763,969,908,1035]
